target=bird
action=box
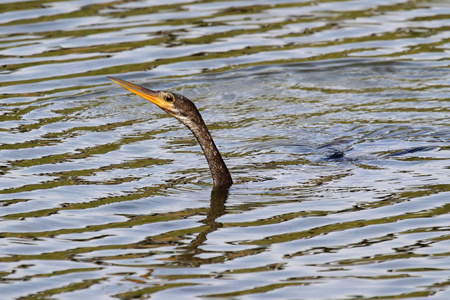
[108,76,233,190]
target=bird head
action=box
[108,76,200,126]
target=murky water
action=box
[1,0,449,299]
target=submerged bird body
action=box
[108,77,232,189]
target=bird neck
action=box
[182,115,233,189]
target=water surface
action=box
[1,0,449,299]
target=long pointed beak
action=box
[108,76,173,112]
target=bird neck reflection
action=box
[174,188,229,266]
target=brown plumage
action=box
[108,77,233,189]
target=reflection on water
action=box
[1,0,449,299]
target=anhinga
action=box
[108,77,233,189]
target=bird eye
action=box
[164,93,174,103]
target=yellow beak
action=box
[108,76,174,112]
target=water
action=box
[1,0,449,299]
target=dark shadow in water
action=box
[384,146,437,157]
